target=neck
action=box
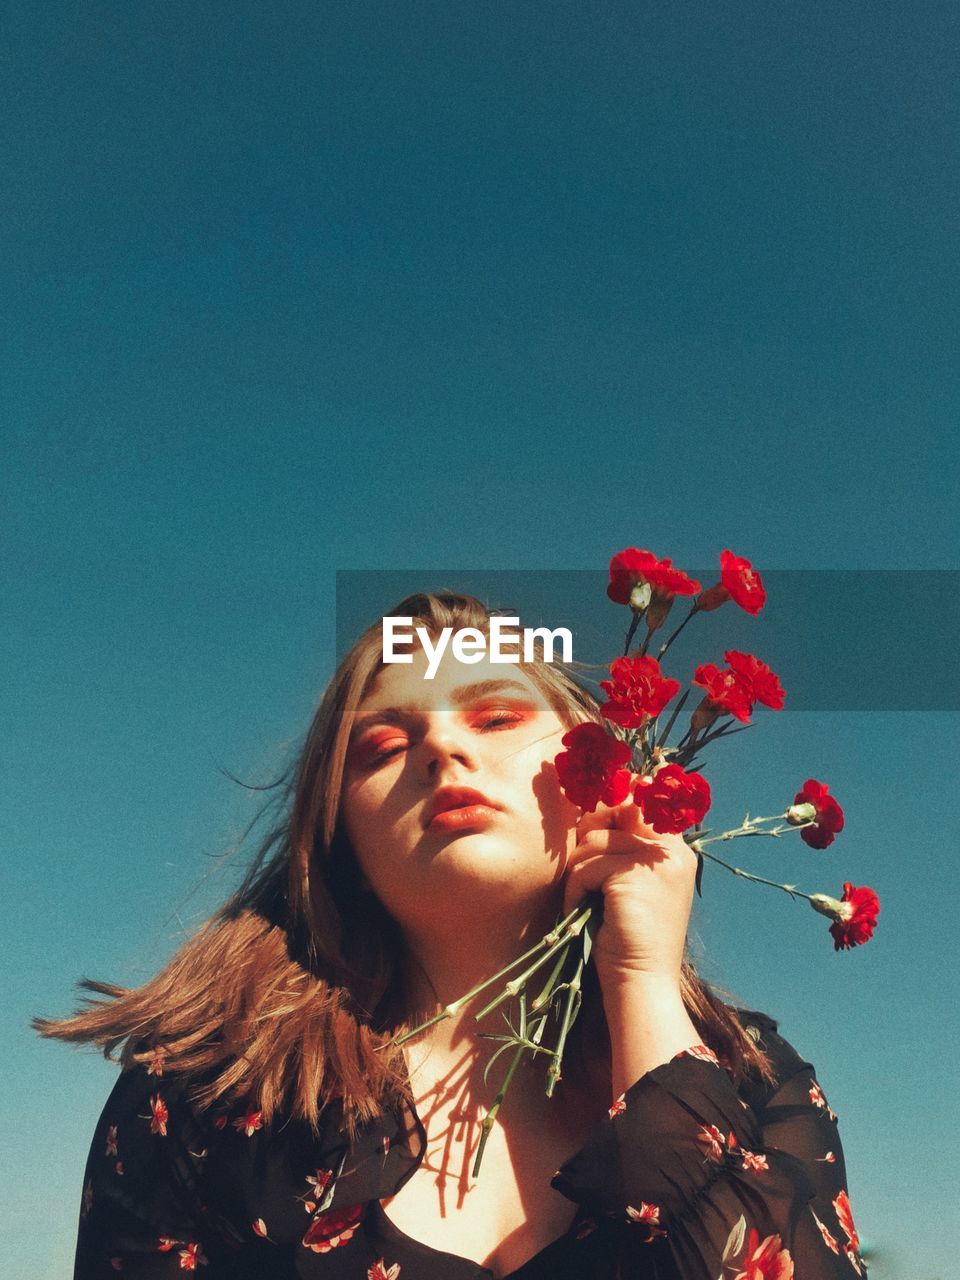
[394,886,581,1121]
[401,888,562,1024]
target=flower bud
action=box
[808,893,852,922]
[629,581,652,613]
[786,802,818,827]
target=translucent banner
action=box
[335,569,960,711]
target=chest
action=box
[379,1103,596,1278]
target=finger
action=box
[561,841,696,907]
[575,803,623,835]
[569,829,699,876]
[562,851,628,915]
[575,798,651,841]
[569,825,696,868]
[575,795,670,843]
[566,827,667,866]
[563,833,697,906]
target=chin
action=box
[433,851,561,904]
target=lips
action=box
[423,786,501,830]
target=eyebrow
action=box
[349,680,539,739]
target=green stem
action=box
[544,953,585,1097]
[693,845,814,902]
[673,716,747,766]
[693,817,816,846]
[623,612,641,657]
[528,944,573,1014]
[471,1039,528,1178]
[708,721,749,742]
[390,905,585,1046]
[654,689,690,752]
[474,905,592,1021]
[472,940,570,1177]
[657,601,700,660]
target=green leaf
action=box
[721,1215,747,1263]
[482,1040,520,1088]
[581,918,594,966]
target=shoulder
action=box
[85,1055,218,1194]
[730,1006,817,1112]
[83,1056,353,1248]
[92,1053,342,1157]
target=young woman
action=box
[38,593,865,1279]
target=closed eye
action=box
[365,713,520,763]
[354,706,533,769]
[476,710,525,730]
[353,736,409,768]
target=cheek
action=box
[529,761,581,843]
[338,780,361,839]
[339,777,414,887]
[338,783,381,871]
[339,814,391,899]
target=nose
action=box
[418,712,480,777]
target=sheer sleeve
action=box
[73,1059,225,1278]
[550,1012,866,1278]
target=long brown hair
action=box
[35,591,775,1137]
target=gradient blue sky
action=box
[3,3,958,1277]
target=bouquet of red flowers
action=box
[393,549,880,1174]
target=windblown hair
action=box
[35,591,776,1137]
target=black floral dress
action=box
[73,1010,866,1278]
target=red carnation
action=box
[554,722,633,813]
[691,662,755,725]
[828,883,880,951]
[599,655,681,729]
[607,548,702,607]
[692,652,785,728]
[699,550,767,616]
[632,764,711,834]
[792,778,844,849]
[724,650,785,710]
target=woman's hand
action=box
[563,795,699,987]
[562,797,703,1093]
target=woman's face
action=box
[339,645,583,932]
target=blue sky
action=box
[3,3,958,1276]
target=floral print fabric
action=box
[73,1011,866,1278]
